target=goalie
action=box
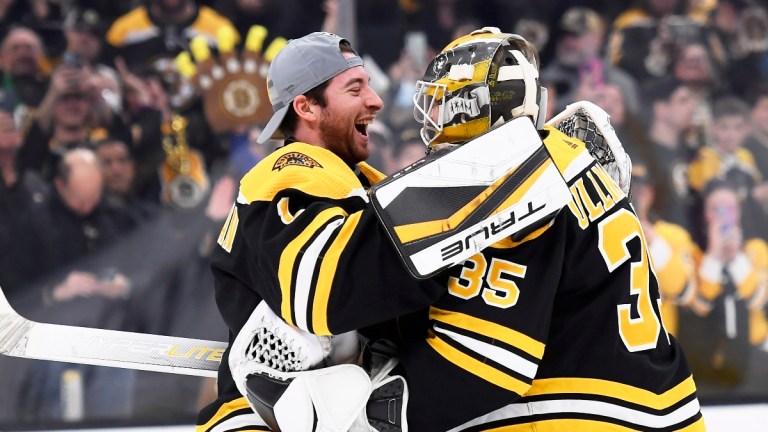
[200,29,705,432]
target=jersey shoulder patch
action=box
[272,151,323,171]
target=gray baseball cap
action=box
[256,32,364,144]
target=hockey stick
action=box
[0,285,226,377]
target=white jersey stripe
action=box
[294,218,344,331]
[448,397,701,431]
[210,413,267,432]
[434,325,539,379]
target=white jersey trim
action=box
[448,396,701,431]
[434,325,538,379]
[294,218,344,331]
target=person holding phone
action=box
[682,180,768,394]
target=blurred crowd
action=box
[0,0,767,428]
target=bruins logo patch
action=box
[273,152,323,171]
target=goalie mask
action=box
[413,27,545,149]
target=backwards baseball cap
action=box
[257,32,364,144]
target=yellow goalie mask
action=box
[413,27,545,149]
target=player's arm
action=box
[236,189,445,336]
[217,144,446,336]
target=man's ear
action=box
[53,177,65,196]
[293,95,317,122]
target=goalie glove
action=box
[546,100,633,196]
[230,302,408,431]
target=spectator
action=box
[0,25,49,113]
[17,69,96,179]
[0,91,47,295]
[115,58,172,203]
[105,0,238,111]
[682,180,768,393]
[541,7,640,115]
[591,81,651,162]
[673,41,725,102]
[94,137,157,222]
[744,84,768,179]
[670,42,728,154]
[642,77,698,227]
[715,3,768,99]
[23,148,139,282]
[608,0,691,85]
[745,86,768,229]
[688,96,763,241]
[62,8,114,74]
[18,58,131,180]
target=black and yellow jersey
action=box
[105,5,239,109]
[106,5,238,65]
[687,146,761,193]
[696,238,768,346]
[197,142,445,431]
[398,127,705,431]
[651,221,699,336]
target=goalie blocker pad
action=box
[369,117,572,279]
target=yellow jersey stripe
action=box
[427,332,531,395]
[192,7,241,42]
[105,7,153,46]
[430,307,545,359]
[312,211,363,335]
[196,397,251,431]
[278,207,347,326]
[524,376,699,410]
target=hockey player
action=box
[389,27,705,431]
[195,32,447,431]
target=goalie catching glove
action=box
[229,301,408,431]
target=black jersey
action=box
[197,142,445,431]
[398,127,706,431]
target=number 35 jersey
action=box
[398,127,705,432]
